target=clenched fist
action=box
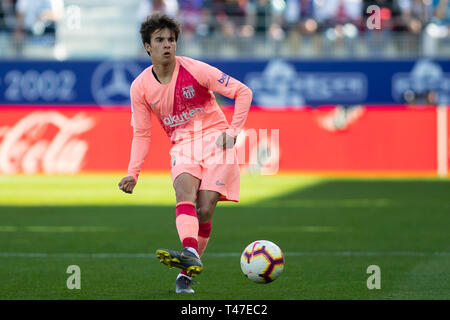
[118,176,137,194]
[215,132,237,149]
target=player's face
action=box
[146,28,177,64]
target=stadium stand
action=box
[0,0,448,59]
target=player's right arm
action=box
[118,79,152,194]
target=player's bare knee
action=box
[197,206,213,223]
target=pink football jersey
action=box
[127,56,252,180]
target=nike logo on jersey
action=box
[216,180,225,186]
[150,100,160,108]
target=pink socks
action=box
[175,202,199,251]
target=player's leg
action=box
[179,140,240,271]
[156,172,204,277]
[178,190,220,281]
[196,190,220,255]
[173,172,200,203]
[173,148,240,283]
[173,173,201,254]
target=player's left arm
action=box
[185,58,253,146]
[119,79,152,194]
[212,71,253,140]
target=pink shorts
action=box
[169,134,240,202]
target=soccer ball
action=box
[240,240,285,283]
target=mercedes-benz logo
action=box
[91,61,143,106]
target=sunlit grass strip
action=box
[0,174,323,206]
[1,173,448,207]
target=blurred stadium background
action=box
[0,0,450,299]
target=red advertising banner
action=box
[0,105,444,175]
[0,106,168,174]
[246,105,437,172]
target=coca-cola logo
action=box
[0,111,95,174]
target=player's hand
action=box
[216,132,237,149]
[118,176,137,194]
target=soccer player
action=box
[118,13,252,293]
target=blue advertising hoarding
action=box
[0,58,449,106]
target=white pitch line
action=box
[0,252,450,258]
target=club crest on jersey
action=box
[182,85,196,99]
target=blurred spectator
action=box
[433,0,450,23]
[137,0,179,23]
[246,0,285,40]
[247,0,272,37]
[208,0,252,39]
[224,0,247,28]
[214,0,242,38]
[423,0,450,56]
[0,0,17,32]
[313,0,363,55]
[1,1,16,55]
[284,0,317,34]
[362,0,399,30]
[254,0,272,36]
[397,0,434,54]
[1,1,7,31]
[283,0,319,54]
[398,0,433,33]
[13,0,64,54]
[178,0,208,39]
[313,0,362,27]
[362,0,400,55]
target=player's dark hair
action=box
[140,13,181,56]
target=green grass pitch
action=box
[0,173,449,299]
